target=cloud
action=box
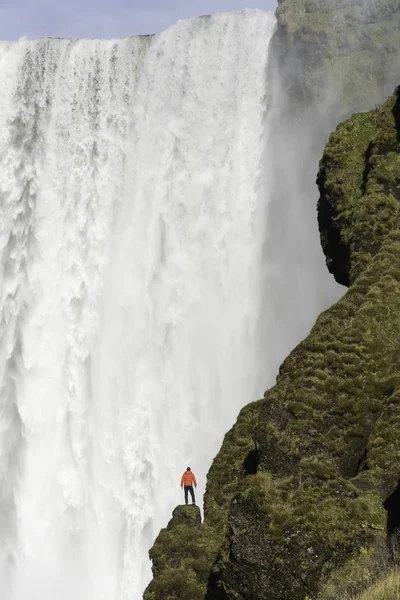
[0,0,277,40]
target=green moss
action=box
[144,566,207,600]
[144,505,222,600]
[318,88,400,286]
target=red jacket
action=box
[181,470,197,487]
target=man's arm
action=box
[193,475,197,487]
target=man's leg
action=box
[184,486,189,505]
[189,486,196,505]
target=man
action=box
[180,467,197,505]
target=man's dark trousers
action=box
[184,485,195,505]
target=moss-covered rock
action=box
[144,505,210,600]
[318,87,400,286]
[168,505,202,529]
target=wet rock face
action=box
[272,0,400,115]
[210,494,327,600]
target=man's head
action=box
[187,467,191,471]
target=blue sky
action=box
[0,0,277,40]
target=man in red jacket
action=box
[181,467,197,505]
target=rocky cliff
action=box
[206,87,400,600]
[272,0,400,116]
[145,84,400,600]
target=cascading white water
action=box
[0,10,285,600]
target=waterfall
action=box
[0,6,346,598]
[0,10,286,599]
